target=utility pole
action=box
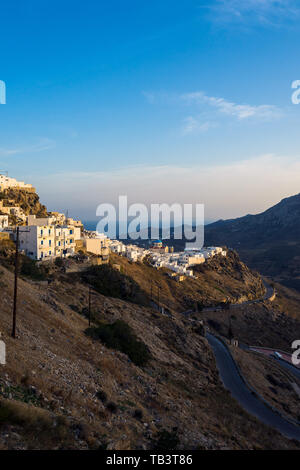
[10,226,29,339]
[12,227,19,338]
[88,286,91,326]
[87,286,97,326]
[157,285,160,312]
[150,279,153,300]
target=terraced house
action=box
[16,215,81,260]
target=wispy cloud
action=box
[143,89,281,135]
[182,117,217,135]
[0,138,55,157]
[182,91,281,120]
[205,0,300,27]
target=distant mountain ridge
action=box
[206,193,300,244]
[204,193,300,290]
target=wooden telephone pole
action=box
[88,286,91,326]
[12,227,20,338]
[88,286,97,326]
[157,284,161,311]
[10,226,30,339]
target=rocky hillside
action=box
[0,249,299,449]
[0,188,48,219]
[104,250,265,313]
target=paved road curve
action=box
[206,333,300,441]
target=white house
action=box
[109,240,126,254]
[0,174,33,192]
[19,224,76,260]
[19,225,55,260]
[54,226,76,258]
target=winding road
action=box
[179,277,300,440]
[206,332,300,441]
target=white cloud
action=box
[0,138,55,157]
[182,117,217,135]
[206,0,300,26]
[182,91,281,120]
[143,89,281,134]
[36,154,300,222]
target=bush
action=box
[207,319,221,332]
[0,398,71,445]
[96,390,107,403]
[106,402,118,413]
[20,256,47,281]
[82,265,148,305]
[55,257,64,268]
[0,398,51,428]
[194,324,205,336]
[69,304,80,313]
[86,320,151,367]
[151,428,180,451]
[133,409,143,420]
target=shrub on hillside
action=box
[207,319,221,332]
[82,265,148,305]
[20,256,48,281]
[0,239,15,259]
[133,408,143,420]
[86,319,151,367]
[151,428,180,451]
[54,257,64,268]
[106,401,118,413]
[96,390,107,403]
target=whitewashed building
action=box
[19,225,55,260]
[19,224,77,260]
[0,174,34,192]
[54,226,76,258]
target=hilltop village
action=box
[0,174,226,279]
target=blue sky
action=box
[1,0,300,221]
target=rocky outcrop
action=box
[0,188,48,218]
